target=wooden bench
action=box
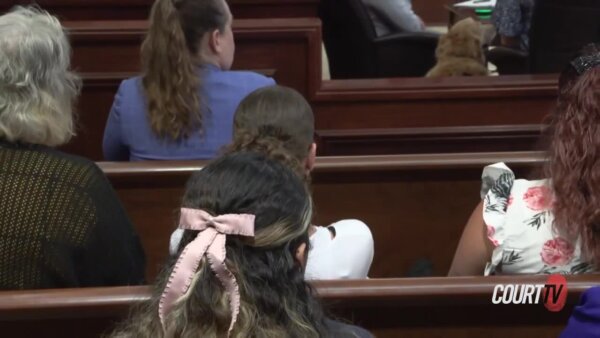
[72,73,556,160]
[0,276,596,338]
[66,19,321,92]
[60,18,320,160]
[52,19,558,161]
[316,124,544,156]
[312,75,557,129]
[0,0,320,20]
[100,151,545,280]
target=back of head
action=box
[142,0,230,140]
[436,17,484,62]
[230,85,315,177]
[112,152,331,338]
[547,43,600,265]
[0,6,80,147]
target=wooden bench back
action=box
[0,276,595,338]
[101,152,546,280]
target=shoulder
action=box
[114,77,144,106]
[326,319,374,338]
[30,148,106,188]
[481,162,515,199]
[561,286,600,338]
[306,220,374,279]
[329,219,373,241]
[115,76,141,94]
[219,70,275,88]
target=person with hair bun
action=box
[449,44,600,276]
[0,7,145,289]
[223,85,374,280]
[111,152,373,338]
[102,0,274,161]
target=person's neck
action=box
[197,52,222,70]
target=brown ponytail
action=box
[141,0,228,140]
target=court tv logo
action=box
[491,274,568,312]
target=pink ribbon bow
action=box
[159,208,255,335]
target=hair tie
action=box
[571,53,600,75]
[159,208,255,336]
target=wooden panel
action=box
[68,73,557,161]
[312,75,558,129]
[99,152,545,280]
[316,124,545,156]
[0,0,319,20]
[65,19,322,94]
[0,276,597,338]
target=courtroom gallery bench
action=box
[51,19,558,161]
[0,276,597,338]
[72,73,556,160]
[315,124,545,156]
[99,151,546,280]
[60,18,321,160]
[0,0,320,20]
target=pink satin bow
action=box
[159,208,255,335]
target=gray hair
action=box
[0,6,80,146]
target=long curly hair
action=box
[141,0,228,140]
[110,152,336,338]
[546,44,600,265]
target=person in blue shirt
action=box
[492,0,534,51]
[102,0,275,161]
[561,287,600,338]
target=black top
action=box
[0,140,146,289]
[326,318,374,338]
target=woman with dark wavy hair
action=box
[449,44,600,276]
[111,152,372,338]
[102,0,274,161]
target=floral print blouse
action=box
[481,163,594,275]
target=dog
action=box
[426,18,489,77]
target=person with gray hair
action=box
[0,7,146,290]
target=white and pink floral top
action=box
[481,163,594,276]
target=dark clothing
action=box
[327,318,374,338]
[0,140,145,289]
[561,287,600,338]
[492,0,534,51]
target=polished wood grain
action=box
[0,0,319,20]
[0,275,596,338]
[316,124,545,156]
[99,152,545,280]
[312,75,557,130]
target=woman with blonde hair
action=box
[102,0,274,161]
[0,7,145,289]
[449,44,600,276]
[112,152,372,337]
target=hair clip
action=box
[571,54,600,75]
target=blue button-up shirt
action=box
[103,65,275,161]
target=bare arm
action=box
[448,201,494,276]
